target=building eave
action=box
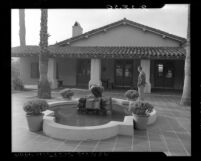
[11,45,186,60]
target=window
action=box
[116,65,123,77]
[124,64,132,77]
[166,70,173,78]
[30,62,39,79]
[158,64,163,77]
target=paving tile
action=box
[12,91,190,154]
[147,131,169,152]
[166,117,188,133]
[74,140,98,152]
[147,126,161,134]
[99,136,117,144]
[33,134,51,143]
[162,132,188,156]
[177,118,191,132]
[133,135,149,150]
[75,146,94,152]
[112,135,132,152]
[172,110,190,119]
[13,137,64,152]
[93,137,117,151]
[148,131,162,142]
[156,116,173,132]
[93,144,114,152]
[116,135,132,146]
[132,145,150,152]
[134,130,147,137]
[176,132,191,155]
[12,132,40,147]
[56,140,81,151]
[80,140,98,146]
[113,146,131,152]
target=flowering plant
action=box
[60,88,74,99]
[124,90,139,101]
[128,101,154,117]
[23,99,49,115]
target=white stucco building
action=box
[12,18,186,93]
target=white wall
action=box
[19,57,39,85]
[71,25,180,47]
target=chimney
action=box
[19,9,26,46]
[72,21,83,37]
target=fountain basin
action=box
[43,98,157,140]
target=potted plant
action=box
[23,99,49,132]
[124,90,139,101]
[124,90,139,114]
[128,101,154,130]
[60,88,74,100]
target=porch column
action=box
[141,59,151,93]
[89,58,102,88]
[47,58,58,89]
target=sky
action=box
[11,5,188,47]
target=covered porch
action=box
[12,46,186,93]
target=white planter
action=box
[132,108,157,126]
[132,113,148,130]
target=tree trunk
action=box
[19,9,26,46]
[180,5,191,106]
[38,9,51,99]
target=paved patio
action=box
[12,89,191,156]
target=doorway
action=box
[114,60,133,88]
[154,60,175,88]
[76,59,90,87]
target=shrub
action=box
[60,88,74,99]
[90,85,104,98]
[100,98,107,110]
[77,97,87,109]
[124,90,139,101]
[12,77,24,90]
[23,99,49,115]
[128,101,154,117]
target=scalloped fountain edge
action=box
[43,98,157,140]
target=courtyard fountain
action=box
[43,86,157,141]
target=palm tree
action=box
[19,9,26,46]
[38,9,51,99]
[180,5,191,106]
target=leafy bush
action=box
[128,101,154,117]
[124,90,139,101]
[60,88,74,99]
[77,97,87,109]
[23,99,49,115]
[12,77,24,90]
[90,85,104,98]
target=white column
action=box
[88,58,102,89]
[141,59,151,93]
[47,58,58,89]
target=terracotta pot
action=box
[26,113,44,132]
[132,113,148,130]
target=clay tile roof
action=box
[11,45,186,59]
